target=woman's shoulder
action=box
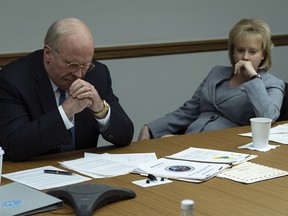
[260,71,285,88]
[210,65,232,72]
[207,65,233,77]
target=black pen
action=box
[43,169,73,175]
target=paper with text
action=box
[217,162,288,183]
[2,166,91,190]
[60,152,157,178]
[166,147,257,164]
[135,158,230,182]
[239,123,288,144]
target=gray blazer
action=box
[148,66,285,138]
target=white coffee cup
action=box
[0,147,4,183]
[250,117,272,149]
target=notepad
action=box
[217,162,288,183]
[0,182,63,216]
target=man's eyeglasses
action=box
[64,60,95,73]
[46,45,95,74]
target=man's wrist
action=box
[91,100,109,119]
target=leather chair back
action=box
[278,82,288,121]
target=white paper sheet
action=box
[85,152,157,165]
[60,152,158,178]
[132,177,173,187]
[2,166,91,190]
[238,143,279,152]
[166,147,257,164]
[218,162,288,183]
[239,123,288,144]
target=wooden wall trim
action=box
[1,34,287,67]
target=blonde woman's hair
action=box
[228,18,273,71]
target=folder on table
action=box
[0,182,63,216]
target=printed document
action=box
[135,158,230,182]
[218,162,288,183]
[60,152,157,178]
[2,166,91,190]
[239,123,288,144]
[166,147,257,164]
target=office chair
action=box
[277,82,288,121]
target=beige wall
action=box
[1,0,288,145]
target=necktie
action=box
[58,88,66,105]
[58,88,75,152]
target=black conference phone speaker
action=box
[47,183,136,216]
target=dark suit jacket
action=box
[0,50,134,161]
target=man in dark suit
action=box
[0,18,134,161]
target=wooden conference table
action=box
[2,124,288,216]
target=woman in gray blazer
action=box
[138,18,285,140]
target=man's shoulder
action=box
[85,60,111,84]
[1,50,43,73]
[93,60,104,65]
[89,60,110,77]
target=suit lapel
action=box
[209,66,233,111]
[30,51,57,113]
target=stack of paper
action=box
[165,147,257,164]
[133,147,259,183]
[239,123,288,144]
[135,158,231,183]
[59,152,158,178]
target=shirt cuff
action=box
[58,106,74,130]
[95,105,111,127]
